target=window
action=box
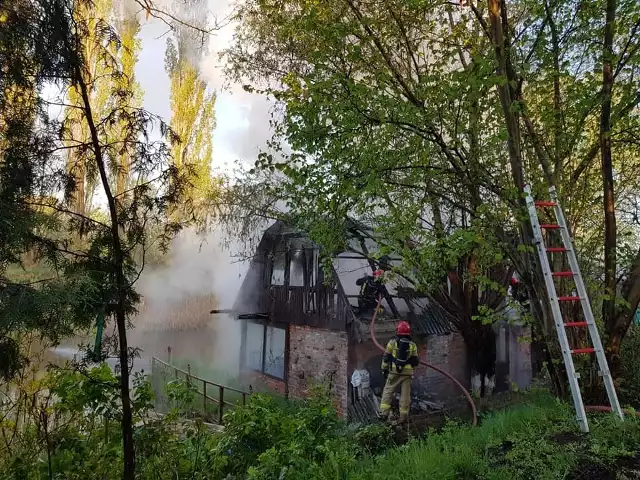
[289,249,305,287]
[264,326,286,378]
[271,251,286,285]
[309,249,319,286]
[245,322,265,371]
[244,321,287,379]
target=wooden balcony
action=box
[264,283,357,331]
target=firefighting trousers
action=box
[379,373,412,419]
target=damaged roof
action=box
[404,296,455,336]
[356,295,455,337]
[235,220,456,338]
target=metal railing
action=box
[150,357,250,425]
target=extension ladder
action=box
[524,184,624,433]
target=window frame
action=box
[243,320,288,381]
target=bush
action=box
[0,370,365,479]
[353,423,395,456]
[213,386,358,479]
[7,366,640,480]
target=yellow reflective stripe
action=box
[386,340,396,355]
[380,403,391,411]
[399,408,410,414]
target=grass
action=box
[343,389,640,480]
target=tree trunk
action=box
[607,249,640,376]
[601,0,618,342]
[464,322,497,397]
[74,65,135,480]
[487,0,525,191]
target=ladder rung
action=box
[565,321,588,327]
[558,296,581,301]
[540,224,561,229]
[546,247,567,253]
[572,347,595,354]
[535,201,557,207]
[552,271,574,277]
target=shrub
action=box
[213,386,357,479]
[353,423,395,456]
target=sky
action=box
[134,0,274,174]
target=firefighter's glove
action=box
[382,369,389,380]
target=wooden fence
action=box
[150,357,250,425]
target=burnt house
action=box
[232,222,531,420]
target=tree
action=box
[165,0,216,219]
[111,1,143,199]
[223,0,640,391]
[2,1,189,478]
[0,0,104,381]
[63,0,114,216]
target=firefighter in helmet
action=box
[355,269,386,314]
[378,320,420,425]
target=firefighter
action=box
[378,321,420,425]
[355,269,386,314]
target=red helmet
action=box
[510,277,519,286]
[396,321,411,336]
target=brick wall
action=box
[414,332,470,400]
[240,326,472,415]
[242,370,286,395]
[288,325,349,416]
[348,332,470,402]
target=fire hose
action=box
[369,295,640,424]
[369,295,478,426]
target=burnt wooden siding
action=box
[234,222,358,332]
[265,283,353,330]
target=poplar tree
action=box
[165,0,216,219]
[111,1,142,199]
[63,0,113,216]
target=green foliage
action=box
[215,390,350,479]
[4,370,640,480]
[352,423,396,456]
[349,390,640,480]
[222,0,640,383]
[0,370,360,479]
[164,0,217,221]
[619,325,640,407]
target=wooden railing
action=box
[150,357,251,425]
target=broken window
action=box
[264,326,286,378]
[243,321,287,380]
[271,251,286,285]
[289,249,305,287]
[308,248,319,287]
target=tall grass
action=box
[340,389,640,480]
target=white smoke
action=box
[128,1,278,377]
[134,0,277,170]
[129,228,248,376]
